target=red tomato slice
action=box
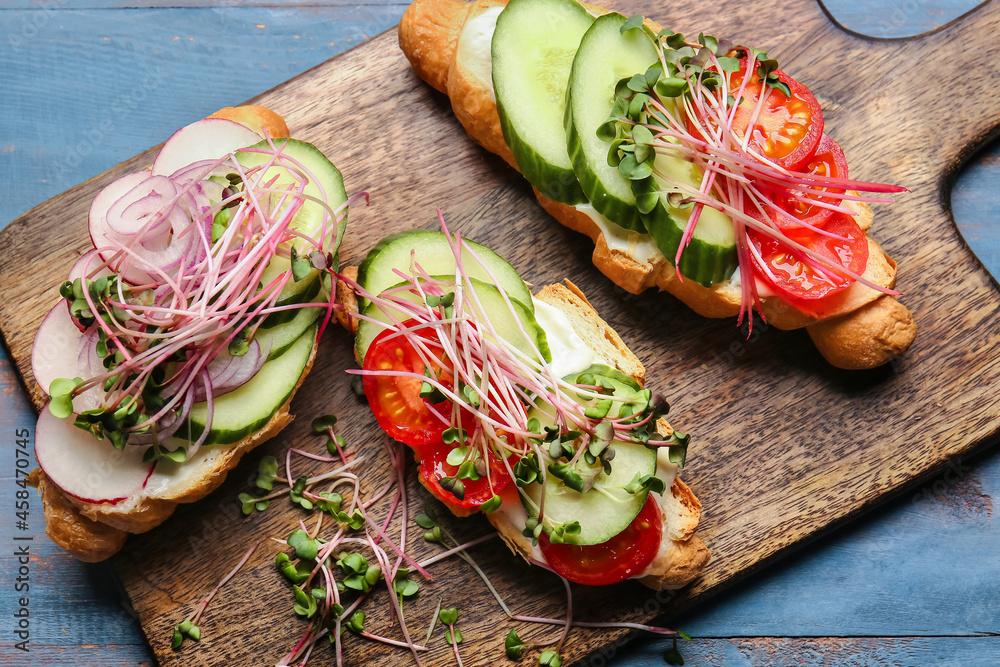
[538,494,662,586]
[749,212,868,303]
[689,58,823,171]
[418,435,514,511]
[362,321,455,447]
[748,134,848,233]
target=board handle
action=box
[870,0,1000,179]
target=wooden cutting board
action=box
[2,0,1000,664]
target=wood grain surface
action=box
[2,1,1000,665]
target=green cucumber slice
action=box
[258,305,323,359]
[355,277,549,366]
[521,364,656,545]
[356,229,533,314]
[492,0,593,205]
[236,138,348,308]
[641,150,738,286]
[186,324,316,446]
[261,273,322,328]
[566,12,658,232]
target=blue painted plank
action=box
[0,4,408,226]
[610,636,1000,667]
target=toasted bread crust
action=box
[30,469,128,563]
[399,0,916,369]
[35,106,319,560]
[208,105,290,139]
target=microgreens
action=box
[600,18,905,328]
[48,139,360,458]
[176,408,690,665]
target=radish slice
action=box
[31,303,103,413]
[35,404,154,505]
[152,118,263,177]
[68,249,114,284]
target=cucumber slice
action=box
[186,324,316,446]
[492,0,593,205]
[356,230,533,314]
[521,365,656,545]
[261,273,322,328]
[641,149,738,286]
[236,139,348,309]
[258,305,322,359]
[355,277,550,366]
[566,13,658,232]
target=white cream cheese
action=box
[573,203,663,265]
[729,266,776,298]
[455,5,503,99]
[531,296,594,378]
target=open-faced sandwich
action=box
[336,223,709,589]
[29,106,354,561]
[399,0,918,369]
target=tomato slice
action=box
[748,134,848,233]
[418,435,514,511]
[362,321,455,447]
[749,212,868,304]
[689,58,823,171]
[538,494,662,586]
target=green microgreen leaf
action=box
[48,377,83,418]
[505,629,526,660]
[442,427,468,444]
[293,585,318,618]
[415,511,438,530]
[438,607,459,626]
[289,247,313,282]
[585,399,614,420]
[256,455,279,491]
[287,529,318,560]
[446,627,463,644]
[513,453,541,487]
[539,649,563,666]
[597,119,619,142]
[481,494,502,513]
[335,508,365,530]
[438,476,465,500]
[316,491,343,516]
[625,471,667,495]
[446,446,469,467]
[668,430,690,468]
[345,610,365,634]
[717,56,740,73]
[547,462,585,493]
[393,569,420,598]
[311,414,338,433]
[290,476,313,510]
[621,14,645,34]
[618,153,654,180]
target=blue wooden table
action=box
[2,1,998,665]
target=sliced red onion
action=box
[91,174,200,285]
